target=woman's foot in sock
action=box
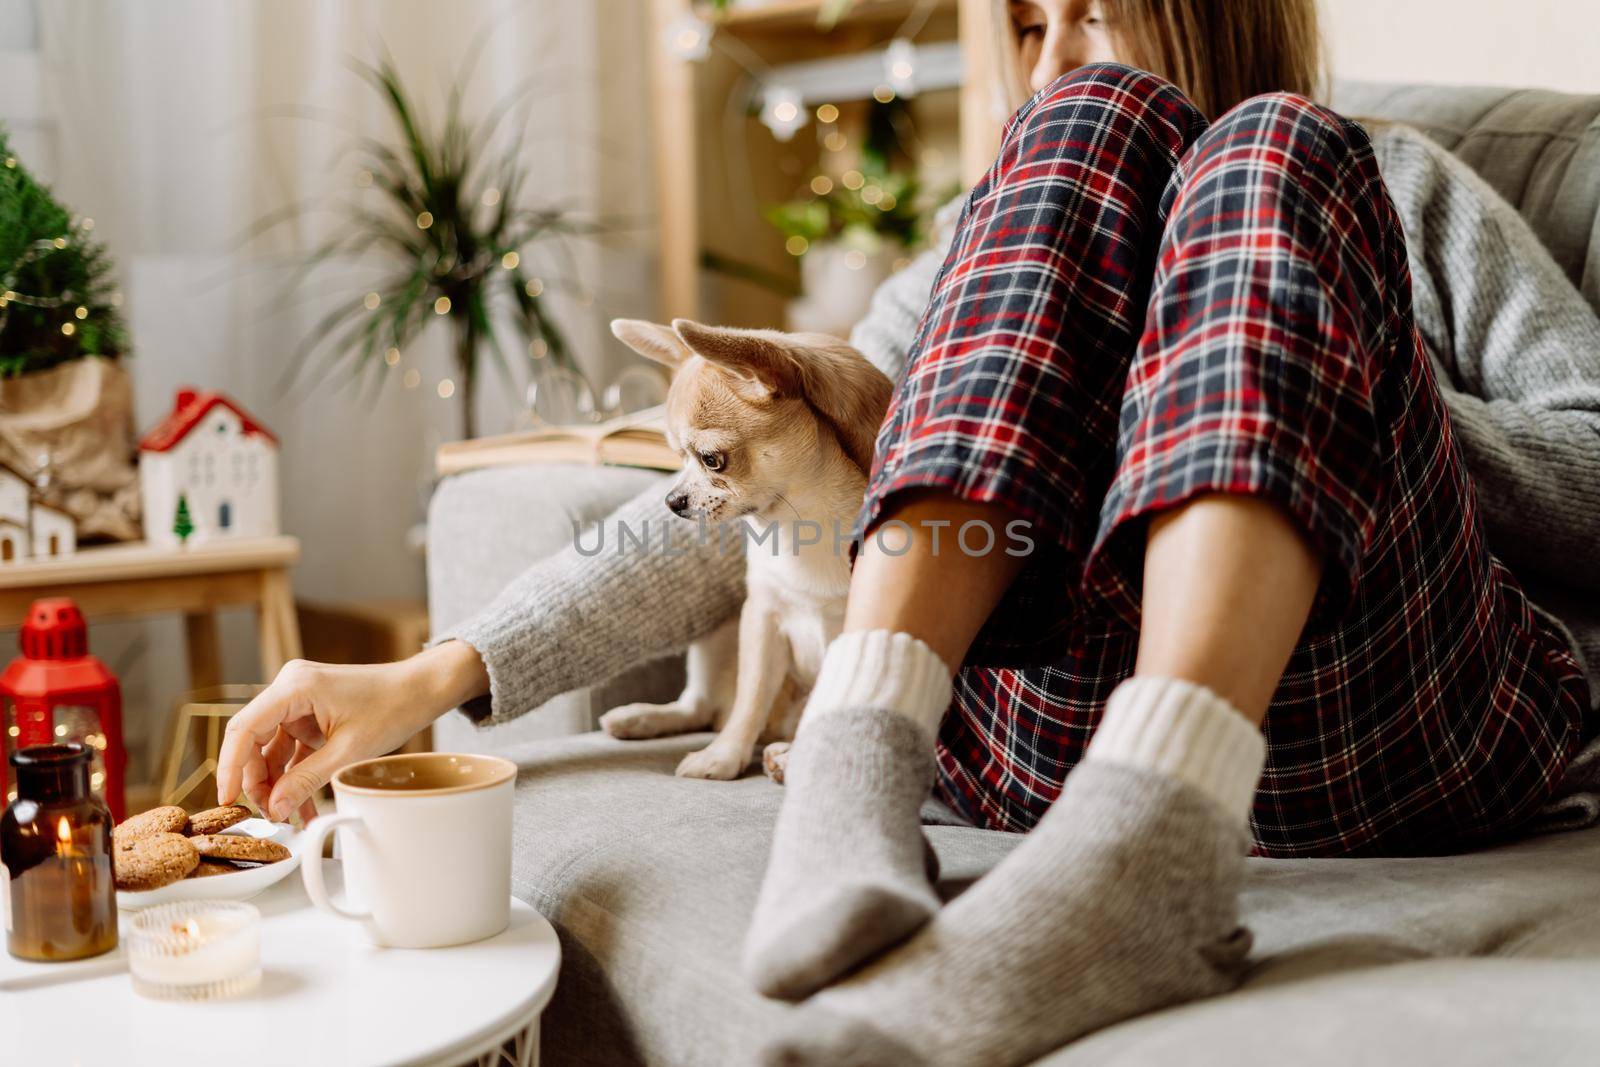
[762,678,1264,1066]
[742,630,953,1000]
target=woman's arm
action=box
[435,479,747,725]
[1373,124,1600,590]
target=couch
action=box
[427,82,1600,1066]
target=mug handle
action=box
[300,813,372,923]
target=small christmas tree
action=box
[0,123,128,377]
[172,494,195,546]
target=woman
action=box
[219,1,1600,1062]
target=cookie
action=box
[113,805,190,843]
[187,860,243,879]
[188,804,252,836]
[188,834,290,864]
[114,832,200,891]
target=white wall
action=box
[1322,0,1600,93]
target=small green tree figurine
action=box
[172,493,195,546]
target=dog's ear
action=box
[670,320,791,396]
[673,319,891,473]
[611,319,692,369]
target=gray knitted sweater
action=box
[444,124,1600,754]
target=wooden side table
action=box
[0,535,303,689]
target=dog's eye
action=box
[699,450,725,472]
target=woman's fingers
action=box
[268,734,350,823]
[217,664,312,805]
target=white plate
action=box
[116,819,302,910]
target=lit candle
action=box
[127,902,262,1001]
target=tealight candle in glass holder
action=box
[127,901,261,1001]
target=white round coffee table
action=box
[0,860,561,1067]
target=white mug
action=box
[301,752,516,948]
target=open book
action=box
[435,405,679,476]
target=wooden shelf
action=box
[713,0,956,33]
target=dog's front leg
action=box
[601,617,738,739]
[677,594,787,780]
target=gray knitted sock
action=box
[743,630,954,1001]
[762,761,1254,1066]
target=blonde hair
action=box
[992,0,1326,120]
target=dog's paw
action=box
[762,741,792,784]
[676,743,751,780]
[601,702,705,740]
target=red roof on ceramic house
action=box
[139,387,279,453]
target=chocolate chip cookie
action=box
[113,805,190,844]
[188,804,252,836]
[188,834,290,864]
[114,832,200,890]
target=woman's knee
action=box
[1199,92,1371,169]
[1004,62,1205,154]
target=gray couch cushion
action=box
[510,731,1600,1067]
[1331,81,1600,307]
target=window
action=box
[2,538,13,562]
[219,501,232,530]
[47,535,58,556]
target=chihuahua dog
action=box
[599,318,892,780]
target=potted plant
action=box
[279,56,597,441]
[0,124,140,543]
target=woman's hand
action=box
[216,640,491,823]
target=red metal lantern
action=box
[0,599,126,820]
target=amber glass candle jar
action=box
[2,743,117,961]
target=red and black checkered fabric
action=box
[860,63,1592,857]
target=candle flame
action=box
[56,816,71,844]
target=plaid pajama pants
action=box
[861,64,1593,857]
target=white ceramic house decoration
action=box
[0,462,77,563]
[138,388,280,550]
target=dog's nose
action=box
[665,489,691,516]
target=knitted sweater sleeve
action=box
[437,480,746,725]
[1371,124,1600,591]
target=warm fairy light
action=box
[355,169,374,187]
[81,217,94,231]
[501,251,520,269]
[74,306,88,319]
[842,170,864,191]
[879,192,897,211]
[6,725,16,737]
[824,131,847,152]
[52,237,67,249]
[2,290,13,301]
[481,187,501,207]
[57,816,71,845]
[402,369,421,389]
[437,379,455,399]
[816,103,839,124]
[91,771,105,788]
[60,323,75,336]
[861,184,883,205]
[363,292,381,310]
[872,85,895,103]
[3,157,15,168]
[55,724,68,736]
[524,278,544,297]
[384,346,401,366]
[663,13,712,61]
[433,296,451,315]
[891,60,914,80]
[416,211,434,229]
[761,86,807,142]
[529,338,548,358]
[785,235,809,256]
[844,249,867,270]
[810,175,833,195]
[774,102,798,122]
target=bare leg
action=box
[1136,493,1322,723]
[844,491,1030,682]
